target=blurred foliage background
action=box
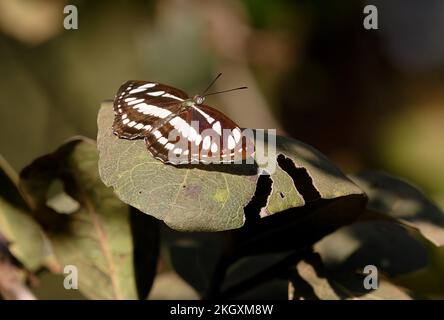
[1,0,444,300]
[1,0,443,212]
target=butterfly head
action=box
[193,95,205,105]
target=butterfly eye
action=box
[195,96,205,105]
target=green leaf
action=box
[292,260,412,300]
[394,242,444,299]
[258,137,364,216]
[350,171,444,246]
[148,271,200,300]
[314,216,428,294]
[349,171,444,298]
[19,138,158,299]
[97,102,364,232]
[97,102,258,232]
[314,170,444,299]
[0,155,48,271]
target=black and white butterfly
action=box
[112,75,254,164]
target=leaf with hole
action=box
[97,102,365,232]
[255,135,364,217]
[19,138,159,299]
[291,259,412,300]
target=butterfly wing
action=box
[112,80,189,140]
[146,103,254,164]
[190,104,254,163]
[112,80,254,164]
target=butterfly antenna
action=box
[203,86,248,97]
[202,73,222,95]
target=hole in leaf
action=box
[46,179,80,214]
[279,192,285,199]
[277,154,321,202]
[244,173,273,223]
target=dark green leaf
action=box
[351,171,444,246]
[0,155,48,271]
[292,259,412,300]
[313,171,444,299]
[19,138,159,299]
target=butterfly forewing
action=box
[113,80,189,139]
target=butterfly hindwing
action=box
[143,104,251,164]
[189,104,249,163]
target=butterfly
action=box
[112,74,254,164]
